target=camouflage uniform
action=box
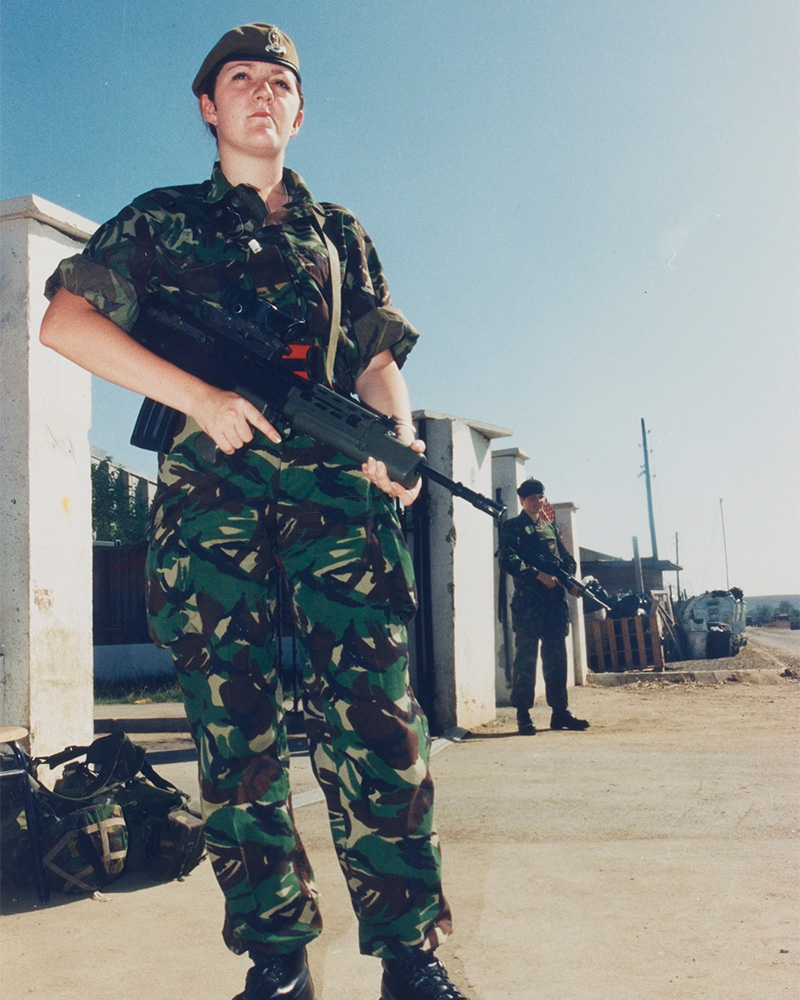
[46,165,452,959]
[498,513,577,714]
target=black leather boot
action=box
[550,710,590,731]
[381,952,470,999]
[516,708,536,735]
[231,948,315,1000]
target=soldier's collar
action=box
[206,164,268,226]
[207,162,317,215]
[207,162,236,204]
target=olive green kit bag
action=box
[2,731,205,895]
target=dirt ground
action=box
[2,632,798,1000]
[444,662,800,999]
[706,624,800,673]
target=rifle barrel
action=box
[419,463,506,520]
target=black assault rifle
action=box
[129,291,505,521]
[507,530,612,611]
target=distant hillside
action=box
[745,594,800,612]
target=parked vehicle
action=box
[675,589,747,659]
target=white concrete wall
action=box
[1,195,96,757]
[552,501,587,685]
[491,448,528,704]
[414,411,510,731]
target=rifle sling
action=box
[310,208,342,388]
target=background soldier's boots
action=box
[381,953,470,999]
[516,708,537,735]
[551,710,590,731]
[231,949,315,1000]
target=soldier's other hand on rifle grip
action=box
[362,436,426,506]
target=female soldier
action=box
[41,22,470,1000]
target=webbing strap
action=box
[311,208,342,387]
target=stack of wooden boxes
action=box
[585,607,667,672]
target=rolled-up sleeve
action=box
[338,211,419,376]
[44,202,154,332]
[352,304,419,371]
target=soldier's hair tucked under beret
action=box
[192,23,300,97]
[517,478,545,498]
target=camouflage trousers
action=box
[145,423,452,959]
[509,591,570,714]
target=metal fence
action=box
[93,542,150,645]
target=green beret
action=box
[192,23,300,97]
[518,478,545,498]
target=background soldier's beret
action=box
[517,478,545,498]
[192,23,301,97]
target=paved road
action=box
[747,626,800,658]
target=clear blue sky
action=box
[2,0,798,597]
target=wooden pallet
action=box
[586,610,665,672]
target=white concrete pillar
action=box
[491,448,529,704]
[1,195,96,757]
[552,501,587,685]
[413,411,510,731]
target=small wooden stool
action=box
[0,726,50,902]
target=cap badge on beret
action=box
[264,26,287,56]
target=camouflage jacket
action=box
[46,163,418,392]
[498,512,577,603]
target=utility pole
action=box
[640,418,658,559]
[675,531,681,599]
[632,535,645,593]
[720,498,730,589]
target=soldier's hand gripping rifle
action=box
[129,291,506,521]
[509,532,612,611]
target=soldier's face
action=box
[521,493,545,518]
[200,61,303,159]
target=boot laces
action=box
[403,956,466,999]
[241,955,290,996]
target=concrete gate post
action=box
[0,195,95,757]
[552,501,588,685]
[412,411,510,731]
[491,447,529,704]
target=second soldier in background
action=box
[499,478,590,736]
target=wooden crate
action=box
[586,611,665,672]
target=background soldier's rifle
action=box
[129,291,505,520]
[508,531,612,611]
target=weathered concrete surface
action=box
[0,197,95,759]
[2,657,798,1000]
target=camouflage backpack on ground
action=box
[0,751,127,894]
[31,731,205,894]
[38,797,128,894]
